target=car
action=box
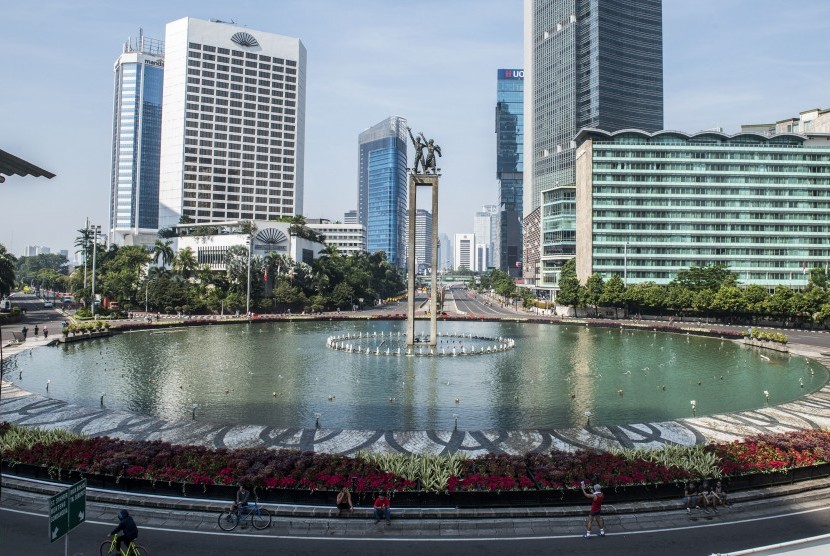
[43,301,54,308]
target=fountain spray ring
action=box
[326,331,515,357]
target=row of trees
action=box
[476,269,537,307]
[557,259,830,326]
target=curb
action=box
[5,473,830,520]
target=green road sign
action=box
[48,480,86,543]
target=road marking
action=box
[4,504,830,543]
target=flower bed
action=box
[3,423,830,505]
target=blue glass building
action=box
[358,116,408,267]
[524,0,663,293]
[496,69,524,277]
[109,31,164,244]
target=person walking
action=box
[33,325,38,336]
[581,482,605,538]
[43,326,48,339]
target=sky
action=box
[1,0,830,257]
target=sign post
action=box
[48,479,86,555]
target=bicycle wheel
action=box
[218,509,239,531]
[100,540,116,556]
[251,507,271,530]
[133,544,150,556]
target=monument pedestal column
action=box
[406,174,439,348]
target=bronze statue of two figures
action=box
[407,126,441,175]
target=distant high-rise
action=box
[343,209,358,224]
[109,31,164,246]
[454,233,474,271]
[414,209,433,272]
[438,232,453,271]
[358,116,408,267]
[158,17,306,229]
[474,205,498,271]
[496,69,524,277]
[524,0,663,292]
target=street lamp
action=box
[90,224,101,316]
[246,232,253,316]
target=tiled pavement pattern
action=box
[3,338,830,455]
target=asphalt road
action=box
[4,500,830,556]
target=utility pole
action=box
[91,225,100,316]
[246,232,252,316]
[82,218,89,290]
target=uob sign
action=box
[501,69,524,79]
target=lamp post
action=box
[90,225,101,316]
[246,232,252,316]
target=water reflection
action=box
[9,321,826,431]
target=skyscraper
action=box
[523,0,663,293]
[414,208,433,273]
[158,18,306,229]
[454,233,474,271]
[474,205,498,271]
[438,232,453,271]
[496,69,524,277]
[109,31,164,246]
[358,116,408,267]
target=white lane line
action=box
[4,504,830,543]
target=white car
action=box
[43,301,54,308]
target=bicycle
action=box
[99,535,149,556]
[218,500,272,531]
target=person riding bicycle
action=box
[110,509,138,552]
[230,484,250,515]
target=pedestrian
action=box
[34,325,39,336]
[21,326,28,340]
[700,480,717,513]
[683,481,699,514]
[581,482,605,538]
[373,493,391,525]
[336,487,353,517]
[712,479,729,508]
[43,326,48,339]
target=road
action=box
[4,496,830,555]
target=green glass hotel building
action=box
[575,129,830,288]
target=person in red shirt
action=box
[373,493,391,525]
[581,482,605,538]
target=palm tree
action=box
[173,247,198,279]
[0,244,17,297]
[152,240,174,269]
[74,226,93,285]
[264,252,291,289]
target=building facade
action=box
[306,219,366,256]
[414,208,433,273]
[454,233,475,271]
[343,209,358,224]
[438,232,453,271]
[524,0,663,294]
[743,106,830,137]
[474,205,498,271]
[109,31,165,247]
[174,220,323,272]
[574,129,830,288]
[358,116,408,267]
[158,18,306,229]
[496,69,524,277]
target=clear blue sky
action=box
[2,1,829,256]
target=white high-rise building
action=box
[438,232,452,271]
[474,205,498,270]
[158,17,306,229]
[454,233,474,271]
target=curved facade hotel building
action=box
[575,129,830,288]
[158,18,306,229]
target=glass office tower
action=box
[524,0,663,293]
[358,116,408,268]
[496,69,524,277]
[109,31,164,245]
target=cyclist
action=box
[230,484,250,515]
[110,509,138,553]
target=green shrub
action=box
[612,445,721,478]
